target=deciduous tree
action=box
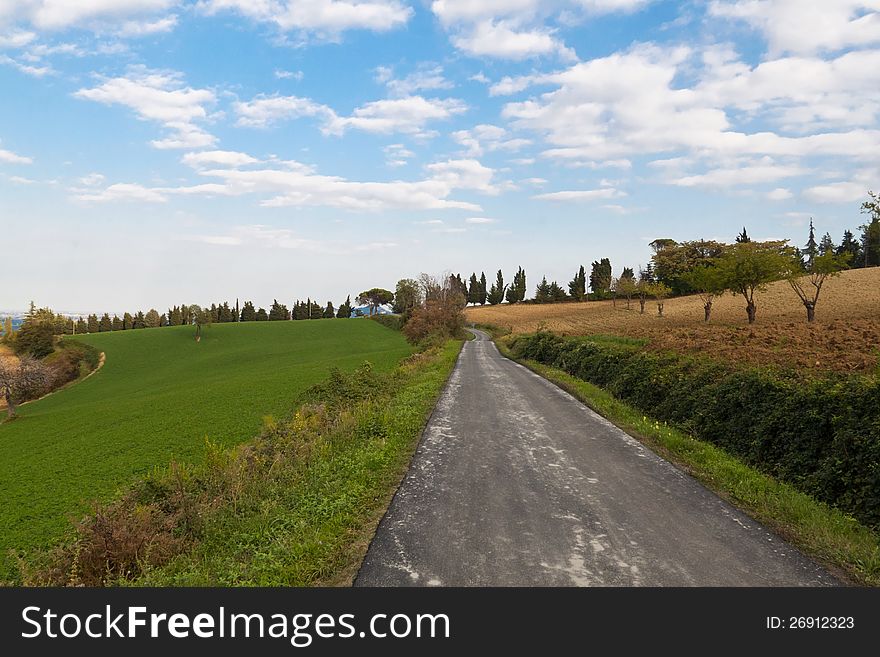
[786,251,850,322]
[356,288,394,316]
[0,356,49,419]
[714,241,793,323]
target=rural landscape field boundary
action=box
[486,328,880,586]
[17,337,463,586]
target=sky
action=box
[1,0,879,313]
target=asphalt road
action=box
[355,329,836,586]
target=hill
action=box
[0,320,413,578]
[466,267,880,373]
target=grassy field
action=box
[466,267,880,373]
[0,320,413,579]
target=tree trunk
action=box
[704,301,712,322]
[746,301,757,324]
[804,301,815,322]
[5,390,15,419]
[639,298,645,314]
[626,298,631,310]
[657,302,664,317]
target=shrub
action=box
[402,299,465,345]
[12,322,55,359]
[511,332,880,530]
[368,314,404,331]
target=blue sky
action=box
[1,0,878,313]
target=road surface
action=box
[355,330,836,586]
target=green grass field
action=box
[0,320,413,579]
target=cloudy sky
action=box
[1,1,878,312]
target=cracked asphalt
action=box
[355,329,837,586]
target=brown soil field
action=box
[465,267,880,374]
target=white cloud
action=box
[532,188,625,201]
[75,156,503,211]
[274,69,303,80]
[181,150,259,168]
[803,181,867,203]
[383,143,414,167]
[767,187,793,201]
[0,144,33,164]
[0,0,177,31]
[234,92,467,137]
[0,30,36,48]
[465,216,497,223]
[451,20,576,60]
[74,67,217,150]
[8,175,36,184]
[709,0,880,55]
[116,15,178,36]
[0,53,52,76]
[233,94,330,128]
[198,0,413,34]
[78,172,105,186]
[451,123,531,156]
[665,158,809,188]
[377,64,453,96]
[73,182,168,203]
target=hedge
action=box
[510,332,880,530]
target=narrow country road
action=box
[355,330,836,586]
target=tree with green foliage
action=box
[12,321,55,359]
[308,299,322,319]
[818,232,834,256]
[802,218,818,268]
[487,270,506,305]
[111,315,122,331]
[336,295,353,318]
[649,282,672,317]
[76,317,88,334]
[650,240,725,294]
[159,313,167,327]
[620,267,635,281]
[356,288,394,316]
[861,190,880,267]
[534,276,551,303]
[239,301,256,322]
[1,355,49,419]
[268,299,289,321]
[133,311,146,329]
[478,272,488,305]
[836,229,862,267]
[714,241,794,323]
[512,266,527,302]
[123,312,133,330]
[323,302,335,319]
[735,227,751,243]
[144,309,161,328]
[568,265,587,301]
[466,273,479,305]
[616,276,638,310]
[1,317,12,342]
[636,266,655,314]
[255,307,268,321]
[589,258,612,298]
[99,313,112,332]
[393,279,422,318]
[86,314,98,333]
[682,264,727,321]
[549,281,567,302]
[787,250,850,322]
[189,306,211,342]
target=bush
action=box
[368,314,403,331]
[402,299,465,345]
[511,332,880,530]
[12,322,55,359]
[42,341,102,391]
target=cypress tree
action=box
[133,311,146,329]
[323,301,335,318]
[75,317,88,334]
[488,270,506,305]
[535,277,551,303]
[87,314,99,333]
[336,295,353,318]
[736,227,751,243]
[836,230,862,267]
[99,313,112,332]
[479,272,487,305]
[112,315,122,331]
[803,218,818,267]
[568,265,586,301]
[255,307,268,321]
[240,301,256,322]
[467,273,479,305]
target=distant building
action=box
[350,304,393,318]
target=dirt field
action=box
[466,267,880,373]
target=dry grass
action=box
[466,267,880,373]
